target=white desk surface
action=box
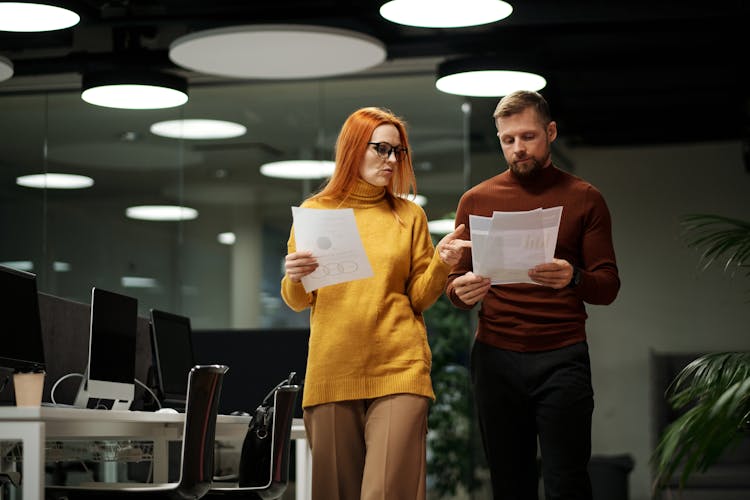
[0,406,308,500]
[0,406,304,437]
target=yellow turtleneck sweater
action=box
[281,179,450,408]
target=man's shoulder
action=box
[465,171,509,195]
[555,167,603,196]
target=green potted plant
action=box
[425,294,481,497]
[651,214,750,490]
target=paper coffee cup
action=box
[13,372,45,407]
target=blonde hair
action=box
[311,107,417,207]
[493,90,552,126]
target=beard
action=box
[508,155,545,177]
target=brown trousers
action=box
[303,393,429,500]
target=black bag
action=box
[238,372,297,488]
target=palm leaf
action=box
[681,214,750,278]
[652,215,750,490]
[652,352,750,489]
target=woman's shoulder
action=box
[394,196,427,221]
[300,197,335,209]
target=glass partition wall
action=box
[0,74,471,329]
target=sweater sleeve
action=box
[280,225,315,312]
[576,185,620,305]
[446,191,476,310]
[406,205,451,313]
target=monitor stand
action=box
[73,370,131,411]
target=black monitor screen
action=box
[0,265,45,373]
[149,309,195,406]
[89,288,137,384]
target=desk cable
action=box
[134,378,161,410]
[50,372,83,405]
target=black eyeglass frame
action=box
[367,142,408,161]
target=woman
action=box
[281,107,468,500]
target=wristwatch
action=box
[567,266,581,288]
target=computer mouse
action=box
[156,408,179,414]
[230,410,251,417]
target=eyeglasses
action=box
[368,142,408,161]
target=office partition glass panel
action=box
[0,74,469,328]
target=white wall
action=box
[569,140,750,500]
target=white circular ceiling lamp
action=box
[0,55,13,82]
[436,58,546,97]
[169,24,386,79]
[81,71,188,110]
[126,205,198,221]
[260,160,336,180]
[380,0,512,28]
[0,2,80,32]
[16,173,94,189]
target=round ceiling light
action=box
[126,205,198,221]
[150,119,247,140]
[169,24,386,79]
[0,2,79,32]
[81,71,188,110]
[0,55,13,82]
[16,173,94,189]
[380,0,512,28]
[436,58,546,97]
[260,160,336,180]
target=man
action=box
[446,90,620,500]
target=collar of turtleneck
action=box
[507,163,562,190]
[346,178,387,207]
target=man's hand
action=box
[528,258,574,289]
[436,224,472,266]
[452,271,491,305]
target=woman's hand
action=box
[285,251,318,283]
[436,224,472,266]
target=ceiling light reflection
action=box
[260,160,335,179]
[125,205,198,221]
[428,218,455,235]
[16,173,94,189]
[218,232,236,245]
[150,119,247,140]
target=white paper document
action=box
[470,206,563,285]
[291,206,374,292]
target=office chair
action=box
[205,382,300,500]
[46,364,228,500]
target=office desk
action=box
[0,407,310,500]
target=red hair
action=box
[311,107,417,205]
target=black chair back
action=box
[178,364,229,498]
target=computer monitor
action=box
[74,287,137,410]
[149,309,195,410]
[0,265,45,374]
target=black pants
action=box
[471,340,594,500]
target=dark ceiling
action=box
[1,0,749,147]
